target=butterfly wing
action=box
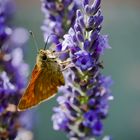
[34,62,65,102]
[18,65,42,111]
[18,62,65,111]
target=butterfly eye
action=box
[42,55,47,60]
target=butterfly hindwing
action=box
[34,62,65,102]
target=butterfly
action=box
[17,49,65,111]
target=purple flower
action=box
[0,72,15,112]
[92,120,103,136]
[41,0,79,44]
[83,110,97,127]
[0,72,17,138]
[95,35,111,54]
[51,0,113,139]
[0,0,33,139]
[74,50,94,71]
[52,107,69,131]
[0,72,15,92]
[0,0,15,43]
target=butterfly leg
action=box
[59,59,75,71]
[54,49,70,57]
[59,59,71,65]
[61,63,75,71]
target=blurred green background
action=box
[14,0,140,140]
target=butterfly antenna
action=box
[29,30,39,52]
[44,33,58,50]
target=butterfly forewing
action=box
[35,70,57,101]
[18,65,42,110]
[18,56,65,111]
[35,59,65,99]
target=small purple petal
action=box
[76,9,82,17]
[83,0,89,6]
[92,120,103,136]
[84,39,90,50]
[90,30,98,41]
[95,15,104,27]
[85,5,92,15]
[78,16,85,28]
[74,51,94,71]
[91,0,101,13]
[74,22,82,32]
[76,31,84,42]
[88,98,96,106]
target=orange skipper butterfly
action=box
[17,32,65,111]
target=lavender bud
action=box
[90,30,98,41]
[74,23,82,32]
[76,9,82,17]
[76,31,84,42]
[95,15,104,27]
[78,16,85,28]
[84,4,92,15]
[83,0,89,6]
[91,0,101,13]
[88,16,95,27]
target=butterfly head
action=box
[38,49,48,61]
[37,49,57,67]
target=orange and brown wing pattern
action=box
[18,61,65,111]
[18,65,42,111]
[34,67,65,103]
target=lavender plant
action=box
[0,0,33,139]
[51,0,113,139]
[41,0,79,45]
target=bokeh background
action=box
[13,0,140,140]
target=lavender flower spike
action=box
[0,0,33,139]
[41,0,79,45]
[52,0,113,139]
